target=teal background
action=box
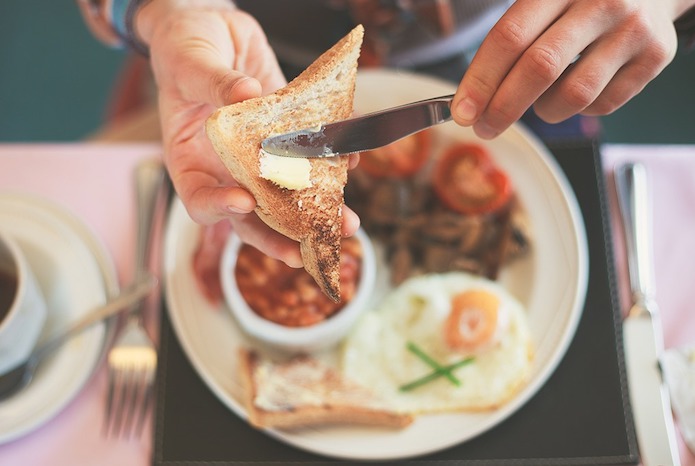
[0,0,126,141]
[0,0,693,143]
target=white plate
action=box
[0,193,118,444]
[163,69,589,460]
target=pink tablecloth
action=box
[0,142,692,465]
[603,144,695,465]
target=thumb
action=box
[180,50,263,107]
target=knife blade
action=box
[261,94,454,158]
[614,162,681,466]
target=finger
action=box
[229,215,304,268]
[177,170,257,225]
[537,18,675,121]
[452,0,567,126]
[472,3,614,138]
[342,205,361,237]
[348,153,361,170]
[533,41,624,123]
[581,53,670,116]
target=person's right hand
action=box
[452,0,695,139]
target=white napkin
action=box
[662,345,695,454]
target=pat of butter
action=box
[259,149,312,190]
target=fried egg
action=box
[340,272,533,414]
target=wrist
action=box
[135,0,236,50]
[120,0,154,56]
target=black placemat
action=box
[153,140,639,465]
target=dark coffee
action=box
[0,270,18,323]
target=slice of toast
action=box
[238,348,413,430]
[206,25,364,302]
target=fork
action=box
[104,158,168,438]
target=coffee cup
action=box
[0,230,47,374]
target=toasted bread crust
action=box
[238,348,413,430]
[206,26,364,302]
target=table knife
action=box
[614,162,681,466]
[261,94,454,158]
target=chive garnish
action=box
[399,340,475,392]
[406,341,460,385]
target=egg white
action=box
[340,272,533,414]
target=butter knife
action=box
[261,94,454,158]
[614,162,681,466]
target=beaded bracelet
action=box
[110,0,152,56]
[78,0,151,56]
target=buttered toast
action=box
[238,348,413,430]
[206,25,364,302]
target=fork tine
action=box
[133,374,154,437]
[103,367,117,436]
[108,365,128,438]
[118,365,137,438]
[123,365,149,438]
[104,341,157,440]
[104,364,127,437]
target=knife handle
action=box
[614,162,657,314]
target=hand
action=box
[452,0,693,139]
[136,1,359,267]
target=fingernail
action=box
[456,97,477,122]
[226,205,249,214]
[284,254,303,269]
[475,122,498,140]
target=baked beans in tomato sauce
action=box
[234,237,363,327]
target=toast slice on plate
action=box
[206,25,364,302]
[238,348,413,430]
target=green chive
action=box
[406,341,460,385]
[399,357,475,392]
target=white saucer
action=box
[0,193,118,444]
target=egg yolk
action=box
[444,290,499,352]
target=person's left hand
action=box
[144,3,285,222]
[452,0,691,139]
[137,1,361,268]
